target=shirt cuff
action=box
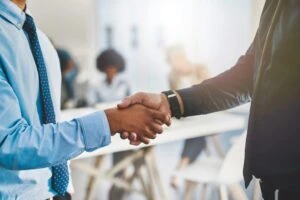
[76,111,111,152]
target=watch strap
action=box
[162,90,182,119]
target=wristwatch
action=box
[162,90,182,119]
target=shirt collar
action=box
[0,0,27,29]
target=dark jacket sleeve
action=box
[177,43,255,117]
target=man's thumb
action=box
[117,97,131,109]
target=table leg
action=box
[144,147,169,200]
[150,148,169,200]
[201,183,208,200]
[86,156,104,200]
[72,148,168,200]
[228,184,248,200]
[72,151,145,200]
[137,172,152,199]
[144,151,156,200]
[184,181,197,200]
[219,185,229,200]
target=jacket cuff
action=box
[176,87,205,117]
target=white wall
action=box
[97,0,255,92]
[251,0,266,36]
[28,0,266,92]
[27,0,98,72]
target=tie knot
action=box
[23,14,36,33]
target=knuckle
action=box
[145,126,151,133]
[150,132,156,139]
[150,110,155,116]
[136,92,144,97]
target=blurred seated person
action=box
[88,49,132,200]
[87,49,130,105]
[167,45,211,188]
[54,44,80,109]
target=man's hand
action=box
[105,104,169,144]
[117,92,183,145]
[118,92,172,122]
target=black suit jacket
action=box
[177,0,300,187]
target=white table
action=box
[62,106,246,200]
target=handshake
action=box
[105,92,182,145]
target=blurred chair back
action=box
[218,132,247,184]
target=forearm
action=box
[176,79,252,117]
[175,50,255,117]
[0,111,111,170]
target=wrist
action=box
[160,93,171,116]
[161,90,184,119]
[104,108,121,135]
[173,91,184,115]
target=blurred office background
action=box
[28,0,265,199]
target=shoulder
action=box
[0,17,17,48]
[56,48,71,60]
[192,64,211,81]
[0,17,5,34]
[194,64,209,74]
[0,16,12,34]
[0,18,23,64]
[194,63,208,70]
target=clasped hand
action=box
[105,93,171,144]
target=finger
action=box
[143,126,157,139]
[156,115,171,127]
[120,132,130,139]
[117,97,132,109]
[150,123,163,134]
[162,114,171,127]
[130,140,142,146]
[118,93,144,109]
[167,114,172,126]
[138,136,150,144]
[154,119,163,125]
[129,132,138,141]
[152,111,171,126]
[129,134,142,146]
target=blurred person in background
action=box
[50,38,84,109]
[87,49,132,200]
[56,47,79,109]
[166,45,210,189]
[87,49,130,105]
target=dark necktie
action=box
[23,14,69,196]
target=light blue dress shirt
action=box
[0,1,111,199]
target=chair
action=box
[175,132,248,200]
